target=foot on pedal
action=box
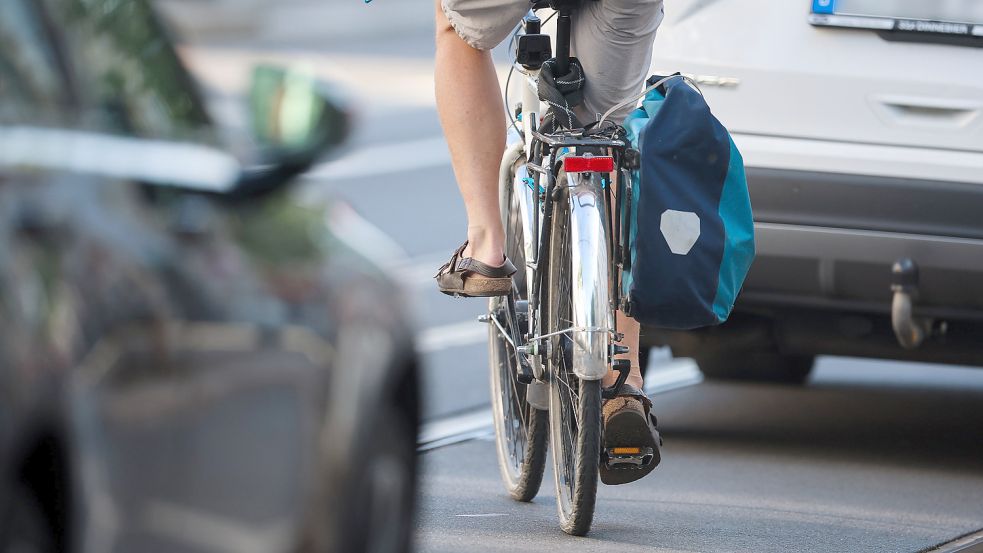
[600,384,661,486]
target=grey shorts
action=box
[441,0,665,121]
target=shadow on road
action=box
[660,376,983,476]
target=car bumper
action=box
[742,169,983,321]
[746,221,983,318]
[644,163,983,363]
[747,167,983,241]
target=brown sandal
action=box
[434,242,517,298]
[600,384,662,485]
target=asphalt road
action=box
[170,4,983,551]
[417,360,983,553]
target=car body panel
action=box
[750,221,983,315]
[647,0,983,363]
[745,168,983,241]
[731,132,983,186]
[656,0,983,155]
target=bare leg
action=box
[434,1,506,268]
[605,174,643,390]
[435,2,643,389]
[604,311,644,389]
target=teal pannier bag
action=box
[621,75,755,330]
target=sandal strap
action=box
[434,242,468,278]
[456,255,516,278]
[611,383,653,412]
[434,241,517,279]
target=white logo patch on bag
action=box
[660,210,701,255]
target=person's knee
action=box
[436,0,479,52]
[434,0,457,43]
[436,0,511,52]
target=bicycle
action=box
[485,0,646,536]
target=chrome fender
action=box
[565,172,612,381]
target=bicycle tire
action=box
[546,184,604,536]
[488,161,549,502]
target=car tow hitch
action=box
[890,258,936,349]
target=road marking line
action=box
[418,408,493,452]
[386,251,450,289]
[305,136,449,181]
[418,361,703,452]
[644,359,703,395]
[406,262,441,287]
[924,528,983,553]
[417,321,486,353]
[142,500,290,553]
[454,513,509,518]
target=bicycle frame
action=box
[497,59,630,381]
[488,5,644,535]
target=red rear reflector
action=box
[563,155,614,173]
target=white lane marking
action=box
[924,528,983,553]
[644,358,703,395]
[384,251,450,289]
[321,201,411,268]
[454,513,509,518]
[417,321,487,354]
[416,312,701,388]
[142,501,291,553]
[406,261,442,288]
[418,361,703,451]
[305,136,450,181]
[418,408,493,452]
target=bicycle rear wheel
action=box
[546,184,605,536]
[489,165,548,502]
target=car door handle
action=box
[871,94,981,128]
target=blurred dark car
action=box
[0,1,419,552]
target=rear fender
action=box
[565,172,612,381]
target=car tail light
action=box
[563,155,614,173]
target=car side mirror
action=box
[233,64,350,197]
[249,64,350,166]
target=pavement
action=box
[417,360,983,553]
[167,4,983,551]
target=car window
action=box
[0,0,241,192]
[0,0,219,146]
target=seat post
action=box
[554,8,572,75]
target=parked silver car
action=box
[642,0,983,382]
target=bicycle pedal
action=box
[603,447,654,469]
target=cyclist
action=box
[433,0,665,485]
